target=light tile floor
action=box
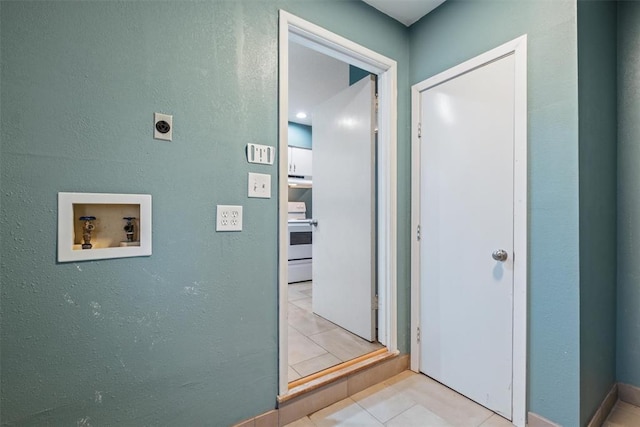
[604,400,640,426]
[284,371,514,427]
[288,282,384,382]
[285,369,640,427]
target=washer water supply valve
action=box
[123,217,136,242]
[79,216,96,249]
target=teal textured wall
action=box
[617,0,640,390]
[287,122,312,149]
[409,1,580,425]
[349,65,370,85]
[0,2,3,422]
[0,1,409,425]
[577,1,618,424]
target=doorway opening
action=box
[278,11,398,396]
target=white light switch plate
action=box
[248,172,271,198]
[216,205,243,231]
[247,143,275,165]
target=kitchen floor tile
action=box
[288,327,328,365]
[291,296,313,313]
[292,352,342,378]
[288,309,338,337]
[288,287,308,301]
[288,302,307,319]
[309,327,383,362]
[287,281,384,386]
[290,281,312,293]
[288,366,301,382]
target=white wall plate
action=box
[58,192,152,262]
[216,205,243,231]
[248,173,271,198]
[247,143,275,165]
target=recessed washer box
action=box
[57,192,152,262]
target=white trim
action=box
[410,83,422,374]
[410,35,528,427]
[278,12,290,395]
[377,65,398,351]
[512,35,528,427]
[57,192,152,262]
[278,10,398,396]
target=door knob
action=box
[492,249,508,262]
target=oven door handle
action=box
[294,219,318,227]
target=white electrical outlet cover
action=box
[216,205,243,231]
[248,172,271,198]
[154,112,173,141]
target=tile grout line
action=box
[381,402,420,426]
[306,327,384,360]
[351,398,375,422]
[288,306,343,381]
[286,282,385,389]
[475,411,496,426]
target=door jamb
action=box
[278,10,398,396]
[410,35,528,427]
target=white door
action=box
[312,76,376,342]
[419,54,515,418]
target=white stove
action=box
[287,202,313,283]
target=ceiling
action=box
[288,1,447,127]
[362,0,446,26]
[288,42,349,126]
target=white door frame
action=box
[278,10,398,396]
[410,35,527,427]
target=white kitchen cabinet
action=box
[288,146,312,177]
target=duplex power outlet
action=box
[216,205,243,231]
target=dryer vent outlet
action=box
[154,113,173,141]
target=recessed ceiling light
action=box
[296,112,307,119]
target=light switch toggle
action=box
[248,173,271,198]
